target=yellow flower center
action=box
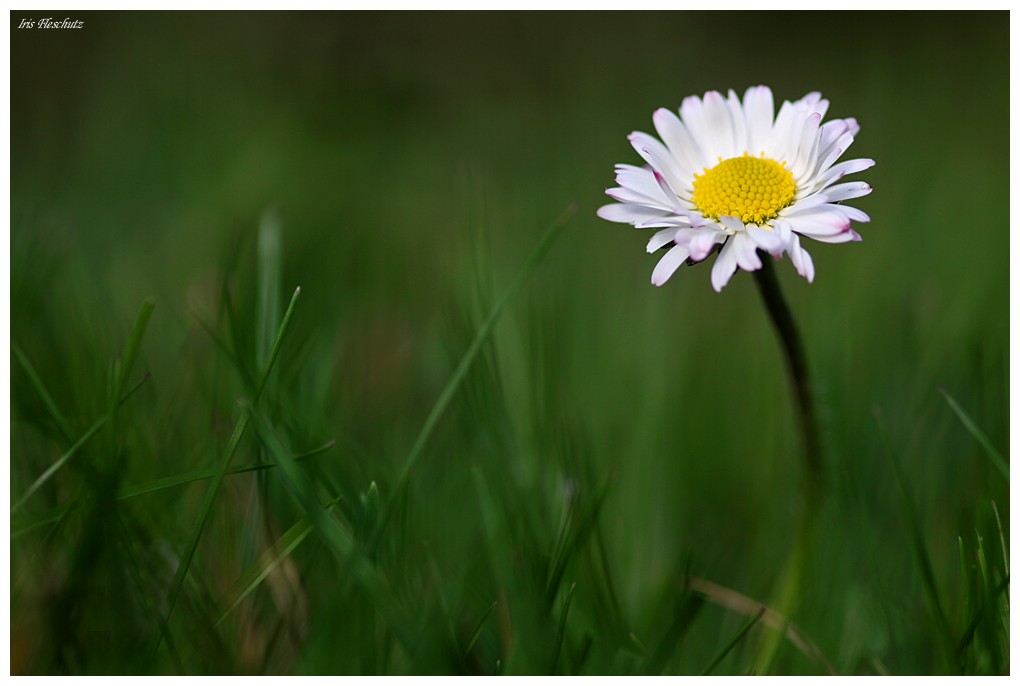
[692,153,796,225]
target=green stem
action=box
[750,257,824,673]
[752,260,822,492]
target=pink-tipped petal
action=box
[824,181,873,202]
[646,228,679,253]
[651,243,691,286]
[730,231,763,272]
[710,238,739,292]
[685,227,727,262]
[804,228,860,244]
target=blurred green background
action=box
[10,11,1009,675]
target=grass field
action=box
[9,11,1010,675]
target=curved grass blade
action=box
[243,404,414,652]
[700,606,765,675]
[550,582,576,674]
[383,204,576,533]
[874,407,956,670]
[112,299,155,405]
[462,601,498,661]
[687,576,836,675]
[11,416,107,515]
[215,496,342,627]
[12,344,72,444]
[120,440,335,500]
[12,442,334,538]
[13,300,156,515]
[643,586,705,675]
[957,573,1010,656]
[154,287,301,654]
[939,386,1008,481]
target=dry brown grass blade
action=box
[685,576,836,675]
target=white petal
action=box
[634,216,690,229]
[747,224,785,256]
[652,170,682,204]
[785,202,868,226]
[784,209,851,237]
[628,132,688,193]
[839,206,871,224]
[710,238,739,292]
[815,132,855,175]
[726,89,748,154]
[767,100,799,160]
[774,218,793,243]
[652,108,705,175]
[795,91,823,110]
[679,95,710,156]
[787,234,815,282]
[717,215,745,233]
[782,194,832,216]
[806,229,861,244]
[651,243,691,286]
[808,158,875,193]
[823,181,873,202]
[680,226,728,262]
[646,228,679,253]
[793,112,822,180]
[742,85,774,154]
[597,203,670,225]
[730,231,763,272]
[614,165,671,203]
[606,186,669,209]
[817,119,849,157]
[700,90,737,160]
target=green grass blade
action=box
[424,541,459,662]
[550,581,576,674]
[192,310,251,389]
[700,607,765,675]
[12,344,72,444]
[462,600,498,660]
[643,589,705,675]
[874,407,956,670]
[216,513,321,626]
[546,482,608,606]
[243,405,415,651]
[12,442,334,536]
[155,287,301,653]
[256,210,282,376]
[254,286,300,402]
[244,404,356,562]
[956,573,1010,655]
[939,386,1008,481]
[113,299,156,403]
[11,416,107,514]
[119,441,334,499]
[991,500,1008,597]
[12,301,154,515]
[383,204,575,529]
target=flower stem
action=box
[750,257,824,673]
[752,258,823,492]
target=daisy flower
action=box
[598,86,873,291]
